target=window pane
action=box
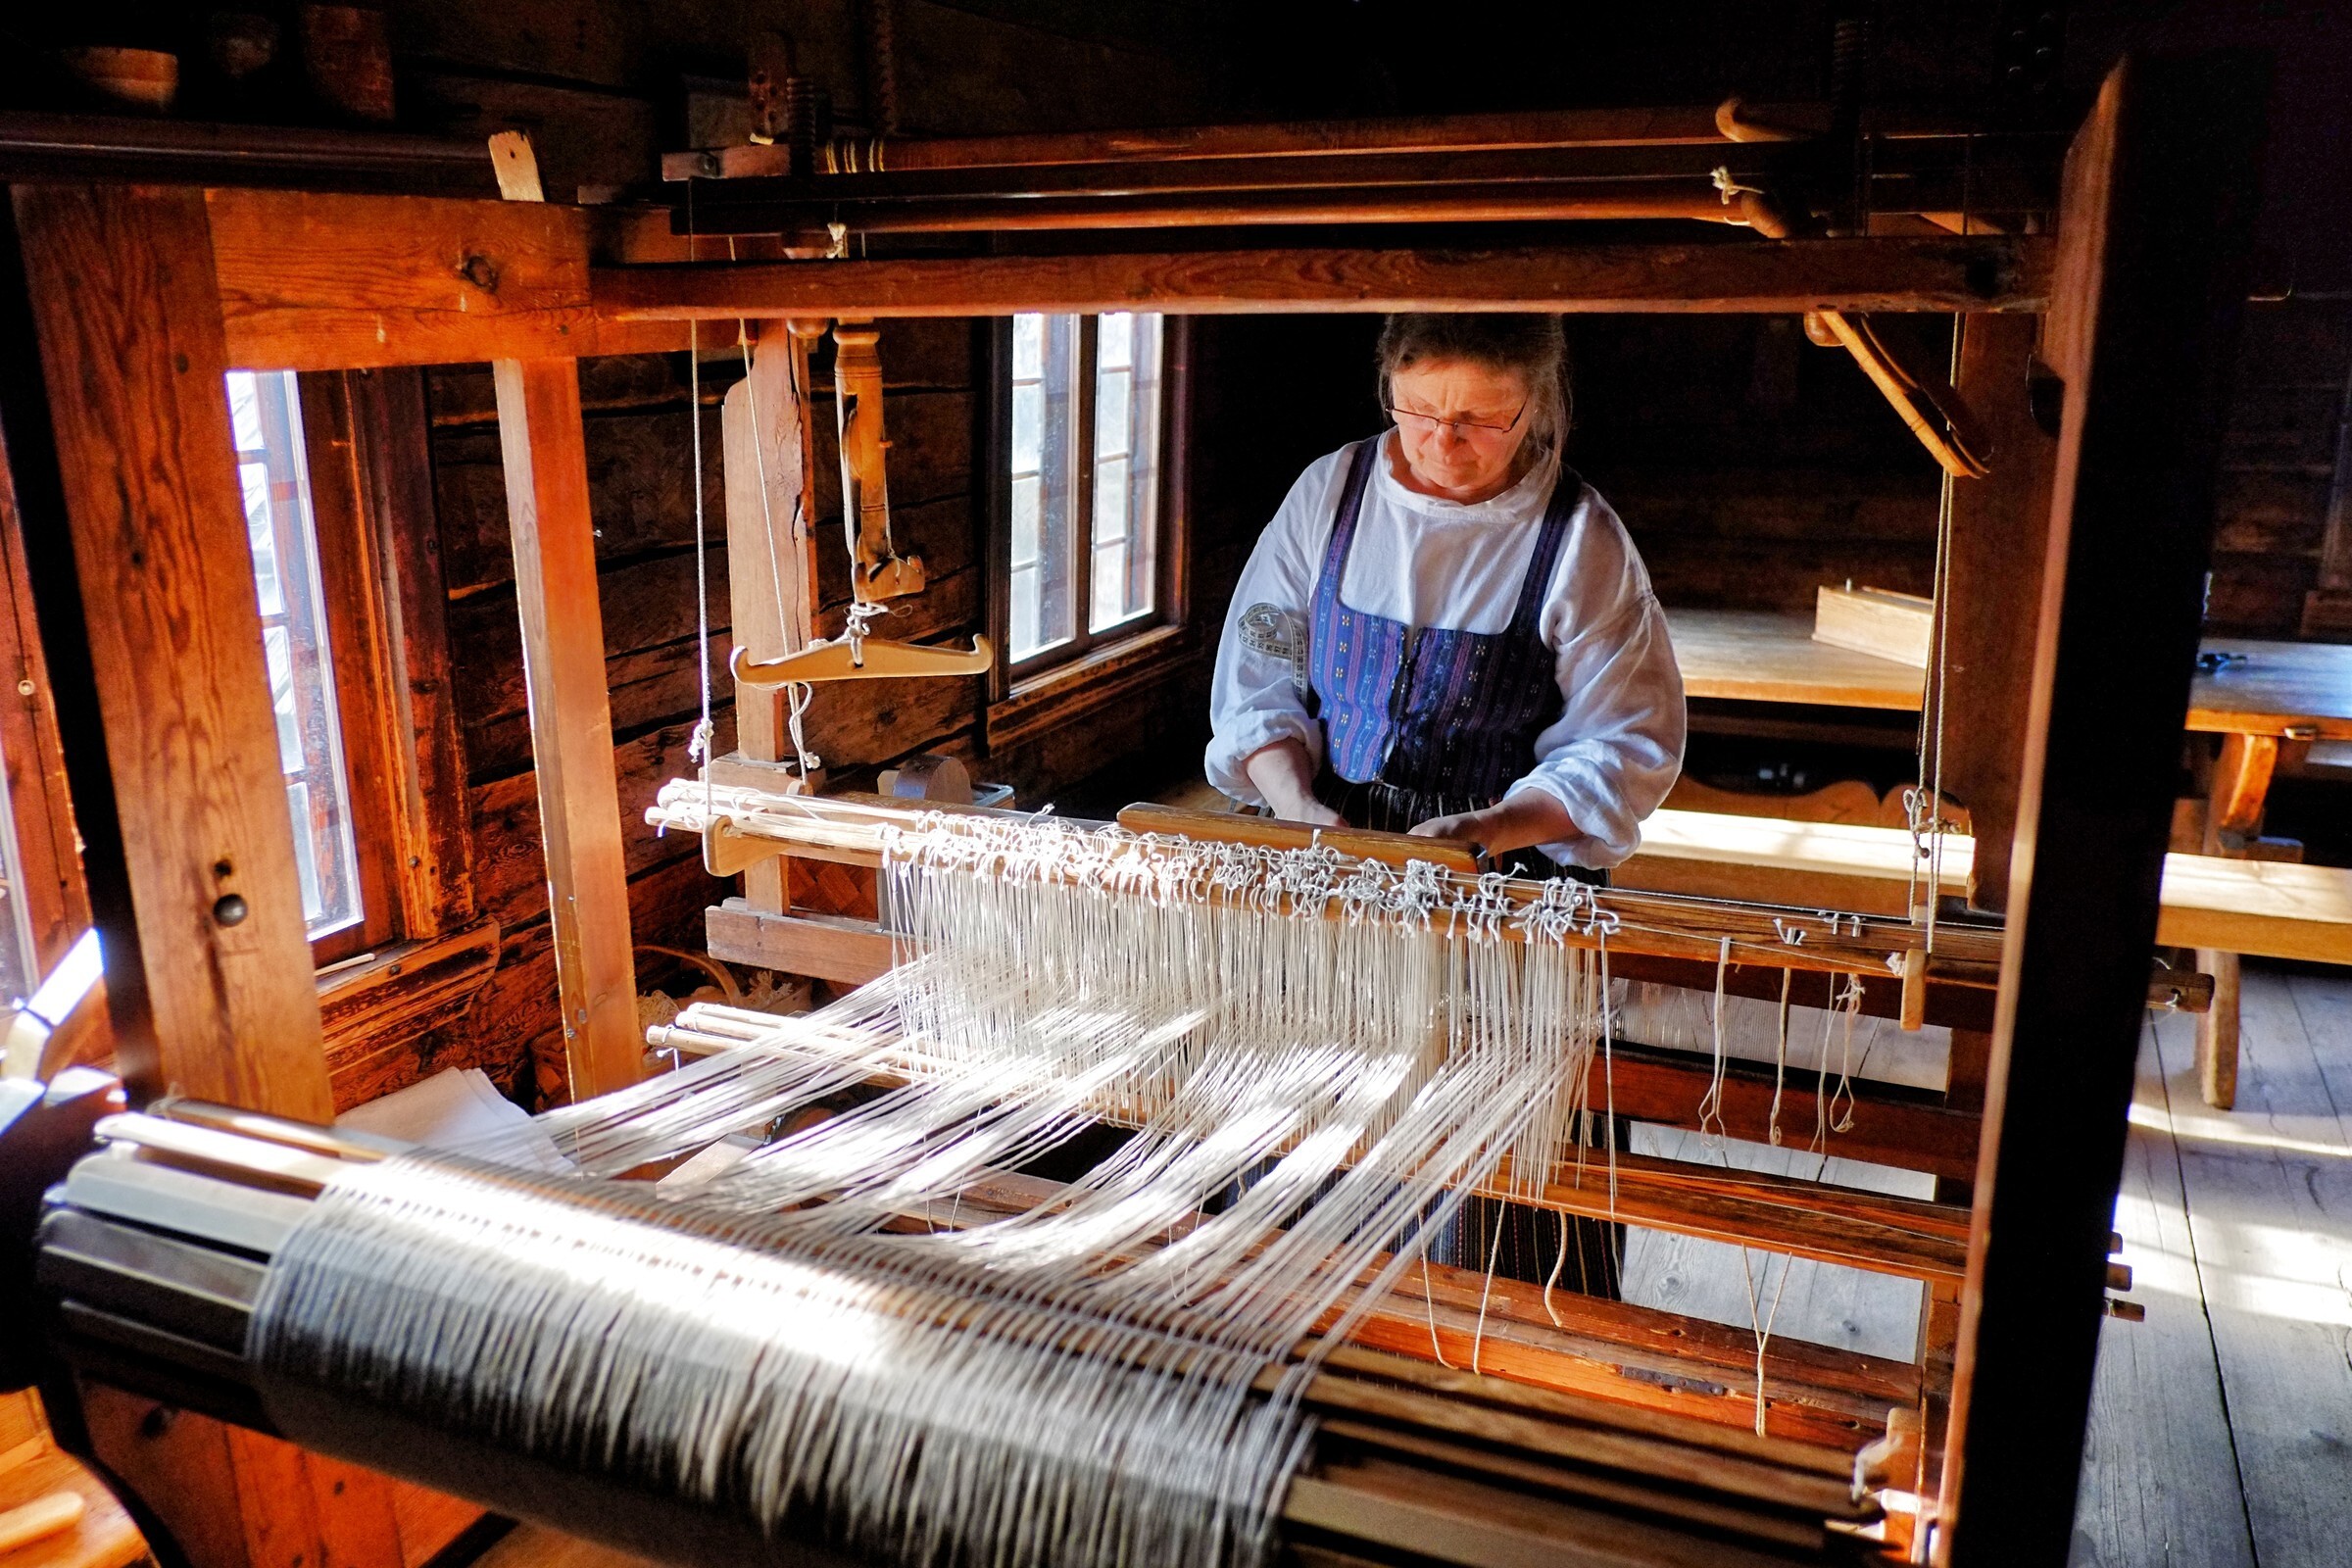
[1094,368,1131,460]
[1010,381,1043,477]
[1012,312,1043,380]
[0,721,40,1003]
[1093,455,1129,546]
[1008,314,1080,661]
[1098,312,1133,370]
[286,780,322,923]
[228,369,364,942]
[1089,314,1163,632]
[1010,475,1043,569]
[226,370,267,454]
[263,624,303,773]
[240,462,286,615]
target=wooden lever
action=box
[1807,310,1991,479]
[1114,803,1481,875]
[732,635,992,686]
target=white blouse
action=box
[1205,433,1686,867]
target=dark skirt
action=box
[1310,771,1599,886]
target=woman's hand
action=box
[1243,738,1345,826]
[1410,792,1576,859]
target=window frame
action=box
[989,313,1189,691]
[283,369,478,968]
[0,421,90,994]
[232,368,370,953]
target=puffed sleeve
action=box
[1204,452,1347,804]
[1505,491,1687,867]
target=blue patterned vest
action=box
[1309,438,1581,805]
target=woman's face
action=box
[1388,358,1536,501]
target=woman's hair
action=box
[1375,314,1572,453]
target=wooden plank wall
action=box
[412,318,1000,1098]
[372,0,1231,204]
[2207,295,2352,639]
[1570,315,1948,613]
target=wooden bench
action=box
[1620,809,2352,1108]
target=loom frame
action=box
[0,43,2266,1568]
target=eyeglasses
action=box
[1385,400,1529,438]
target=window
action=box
[0,736,41,1003]
[1005,312,1169,666]
[227,369,364,942]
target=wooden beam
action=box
[341,368,480,935]
[13,180,420,1568]
[1941,51,2267,1567]
[1524,1149,1971,1283]
[205,188,688,372]
[13,183,330,1118]
[721,322,820,766]
[2192,948,2240,1109]
[593,236,2053,320]
[492,359,639,1099]
[1601,1045,1983,1183]
[704,899,893,986]
[718,320,820,914]
[1936,312,2058,912]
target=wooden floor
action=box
[1615,963,2352,1564]
[2070,964,2352,1567]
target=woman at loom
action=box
[1207,313,1685,875]
[1206,313,1686,1290]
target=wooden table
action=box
[1666,608,2352,739]
[1662,609,2352,1108]
[1666,609,1928,711]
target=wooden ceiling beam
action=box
[206,188,687,372]
[595,236,2052,321]
[203,186,2046,370]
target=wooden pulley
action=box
[832,319,924,603]
[878,753,974,805]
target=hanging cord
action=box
[685,183,714,820]
[1420,1246,1456,1370]
[1907,317,1967,948]
[1738,1245,1796,1438]
[1702,940,1740,1147]
[1600,929,1618,1215]
[1768,967,1792,1147]
[1831,975,1862,1133]
[1469,1202,1508,1375]
[1542,926,1618,1332]
[1921,318,1964,954]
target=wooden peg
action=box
[487,130,544,203]
[702,816,790,878]
[0,1493,84,1554]
[1897,947,1928,1032]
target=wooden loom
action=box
[0,44,2267,1568]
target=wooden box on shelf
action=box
[1814,584,1935,667]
